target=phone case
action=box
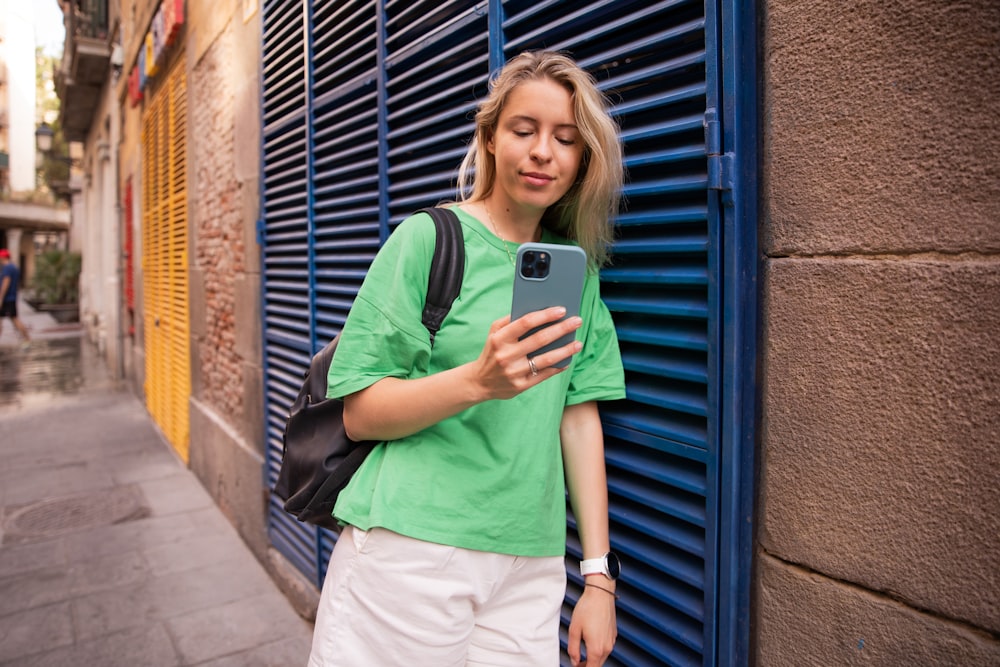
[511,242,587,368]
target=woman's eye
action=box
[556,137,576,146]
[513,130,532,137]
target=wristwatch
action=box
[580,552,621,580]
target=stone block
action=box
[268,546,321,623]
[138,471,215,517]
[20,624,180,667]
[234,272,261,362]
[107,447,186,486]
[190,635,313,667]
[0,566,75,617]
[762,0,1000,254]
[167,592,311,665]
[190,339,205,400]
[72,583,158,641]
[756,554,1000,666]
[241,359,265,454]
[188,397,270,563]
[233,71,260,186]
[0,463,115,508]
[70,549,151,597]
[760,257,1000,633]
[189,0,239,64]
[0,540,68,579]
[145,557,274,619]
[189,267,207,339]
[131,346,146,399]
[141,532,246,576]
[240,188,261,276]
[0,601,74,663]
[71,549,274,640]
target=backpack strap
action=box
[417,207,464,344]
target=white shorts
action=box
[307,526,566,667]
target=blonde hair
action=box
[457,51,623,268]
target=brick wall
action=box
[190,24,246,422]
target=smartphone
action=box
[510,243,587,369]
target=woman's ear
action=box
[486,130,495,154]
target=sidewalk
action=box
[0,302,313,666]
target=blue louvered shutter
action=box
[308,0,384,568]
[261,0,321,584]
[383,2,489,223]
[261,1,751,664]
[502,2,717,665]
[308,0,381,348]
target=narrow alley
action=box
[0,301,312,666]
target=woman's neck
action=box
[479,197,542,244]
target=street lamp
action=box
[34,123,78,202]
[35,123,55,154]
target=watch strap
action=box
[580,556,607,577]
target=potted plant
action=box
[31,249,81,323]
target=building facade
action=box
[756,2,999,664]
[59,0,998,665]
[56,0,122,367]
[0,4,69,277]
[0,3,36,195]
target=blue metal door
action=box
[260,1,756,664]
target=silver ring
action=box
[528,358,539,376]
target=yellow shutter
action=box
[141,55,190,461]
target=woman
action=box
[309,51,625,667]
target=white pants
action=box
[308,526,566,666]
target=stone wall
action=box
[757,0,1000,663]
[185,1,267,560]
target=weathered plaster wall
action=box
[758,0,1000,663]
[184,0,268,571]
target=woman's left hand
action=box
[567,583,617,666]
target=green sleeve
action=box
[565,273,626,405]
[326,213,438,399]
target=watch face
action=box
[606,552,621,579]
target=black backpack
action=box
[274,207,465,530]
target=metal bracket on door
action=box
[705,109,734,192]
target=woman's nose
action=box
[530,136,553,162]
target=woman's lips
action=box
[521,172,554,186]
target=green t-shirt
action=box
[327,208,625,556]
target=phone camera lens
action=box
[521,264,535,278]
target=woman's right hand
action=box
[473,306,583,400]
[344,306,583,442]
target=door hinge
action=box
[708,152,734,192]
[705,110,734,192]
[255,218,266,245]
